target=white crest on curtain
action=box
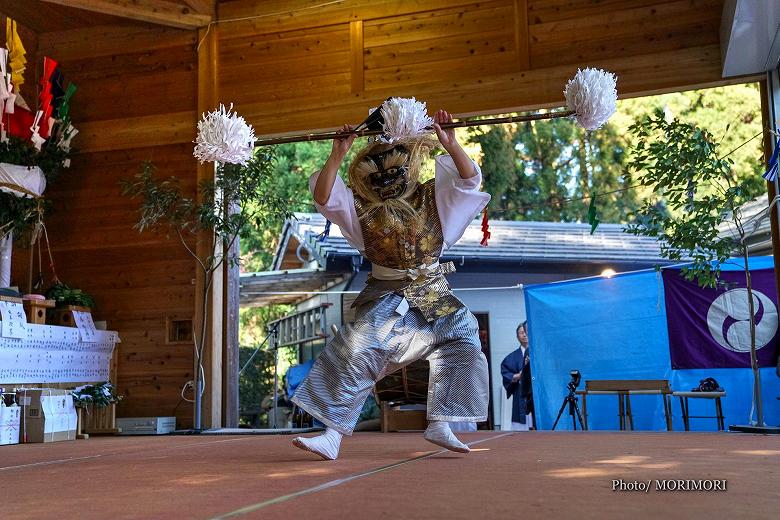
[193,103,255,165]
[564,68,618,131]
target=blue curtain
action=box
[525,257,780,431]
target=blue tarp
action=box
[525,256,780,431]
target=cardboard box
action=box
[18,389,77,443]
[0,403,21,445]
[117,416,176,435]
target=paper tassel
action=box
[317,219,332,242]
[379,97,434,143]
[564,68,617,131]
[763,137,780,182]
[193,103,255,165]
[587,194,600,235]
[480,208,490,247]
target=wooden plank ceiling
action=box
[216,0,741,138]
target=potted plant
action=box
[71,381,123,436]
[45,281,96,326]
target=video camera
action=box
[567,370,581,392]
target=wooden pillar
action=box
[759,79,780,305]
[222,210,239,428]
[196,23,222,429]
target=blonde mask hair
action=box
[349,136,439,220]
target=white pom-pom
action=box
[194,103,255,165]
[380,97,434,143]
[564,68,617,131]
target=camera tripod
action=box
[552,382,586,430]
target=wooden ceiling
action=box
[1,0,214,32]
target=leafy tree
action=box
[468,84,763,224]
[625,109,770,427]
[122,147,291,428]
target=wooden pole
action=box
[254,110,576,146]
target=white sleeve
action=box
[309,171,364,252]
[434,155,491,248]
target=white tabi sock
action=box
[423,420,470,453]
[292,428,342,460]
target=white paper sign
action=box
[0,324,118,383]
[0,301,29,339]
[72,310,97,343]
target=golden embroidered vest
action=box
[352,179,464,321]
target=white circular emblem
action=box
[706,289,778,352]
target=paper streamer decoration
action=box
[58,83,77,121]
[6,19,26,93]
[37,56,57,139]
[480,208,491,246]
[317,219,332,242]
[588,194,600,234]
[763,137,779,182]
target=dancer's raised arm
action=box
[313,124,356,205]
[432,109,477,180]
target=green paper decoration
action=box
[587,193,600,235]
[57,83,77,120]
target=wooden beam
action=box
[182,0,214,15]
[40,0,212,30]
[514,0,530,70]
[76,112,196,153]
[350,20,364,94]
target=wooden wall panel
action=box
[8,22,200,428]
[218,0,750,139]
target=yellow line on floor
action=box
[211,432,515,519]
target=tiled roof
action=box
[718,195,773,255]
[279,213,672,267]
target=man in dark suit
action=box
[501,322,533,430]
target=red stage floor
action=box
[2,431,778,519]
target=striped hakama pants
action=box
[291,293,489,435]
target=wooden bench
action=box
[576,379,673,431]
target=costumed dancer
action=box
[291,98,491,460]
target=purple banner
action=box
[663,268,779,369]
